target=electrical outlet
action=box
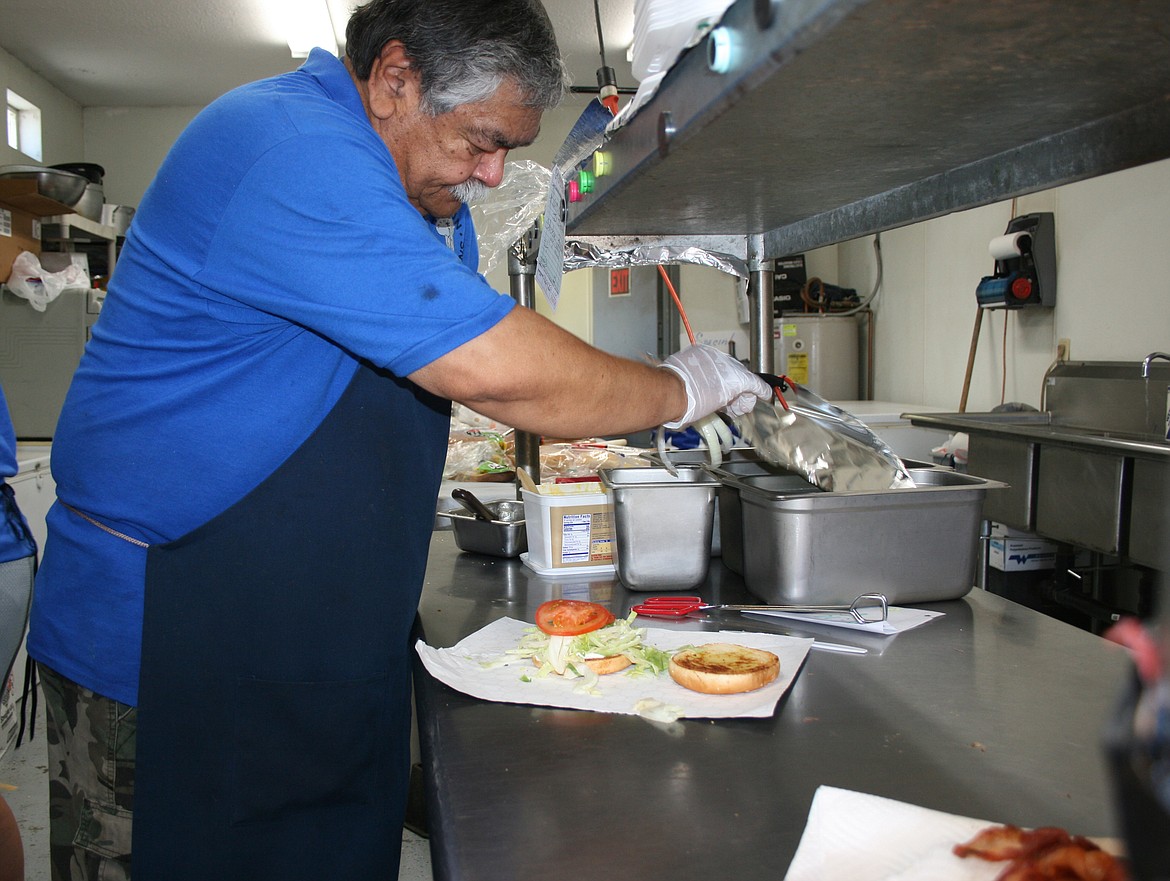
[1057,338,1071,361]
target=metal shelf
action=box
[40,213,121,278]
[564,0,1170,258]
[41,214,119,244]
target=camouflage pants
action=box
[40,664,135,881]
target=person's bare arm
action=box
[409,305,687,438]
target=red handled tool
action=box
[632,594,888,624]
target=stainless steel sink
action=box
[904,359,1170,566]
[906,411,1170,457]
[1131,458,1170,570]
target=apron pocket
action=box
[230,673,389,827]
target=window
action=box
[6,90,42,161]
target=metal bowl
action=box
[438,500,528,558]
[50,162,105,184]
[0,165,87,206]
[72,183,104,221]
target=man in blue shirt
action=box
[27,1,769,878]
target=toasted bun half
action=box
[669,643,780,694]
[534,655,633,676]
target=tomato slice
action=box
[535,599,615,636]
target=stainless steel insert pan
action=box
[733,468,1004,605]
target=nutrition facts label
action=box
[560,513,593,563]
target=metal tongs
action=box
[631,592,889,625]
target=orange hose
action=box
[658,264,789,413]
[658,265,696,345]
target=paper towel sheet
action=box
[785,787,998,881]
[747,606,944,635]
[415,617,812,719]
[784,786,1122,881]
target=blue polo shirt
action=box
[0,386,35,564]
[28,50,515,705]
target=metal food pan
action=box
[733,468,1003,605]
[642,447,764,558]
[600,466,719,591]
[642,446,763,468]
[707,461,818,575]
[438,500,527,558]
[707,451,946,573]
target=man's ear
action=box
[366,40,418,119]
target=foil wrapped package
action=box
[562,240,747,279]
[738,376,914,493]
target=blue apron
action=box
[133,362,449,880]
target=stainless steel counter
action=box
[905,411,1170,461]
[412,532,1133,881]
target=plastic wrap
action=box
[539,441,650,482]
[469,160,551,274]
[442,426,652,484]
[5,250,89,311]
[563,240,747,279]
[739,377,914,493]
[444,429,515,482]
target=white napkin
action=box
[415,617,811,719]
[748,606,944,635]
[784,787,1004,881]
[785,786,1122,881]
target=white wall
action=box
[82,106,201,206]
[0,46,83,167]
[2,44,192,206]
[838,160,1170,411]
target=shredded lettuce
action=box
[499,611,671,685]
[633,698,684,723]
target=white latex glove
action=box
[660,344,773,429]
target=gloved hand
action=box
[660,344,773,429]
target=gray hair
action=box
[345,0,567,116]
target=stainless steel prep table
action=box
[412,532,1132,880]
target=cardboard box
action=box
[773,254,807,315]
[0,178,76,282]
[989,523,1059,571]
[0,203,42,285]
[521,486,614,571]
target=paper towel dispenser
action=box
[975,212,1056,309]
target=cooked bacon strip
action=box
[954,825,1066,861]
[954,824,1028,860]
[954,824,1129,881]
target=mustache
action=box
[447,178,490,204]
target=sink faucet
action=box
[1141,352,1170,378]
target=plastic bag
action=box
[469,160,551,274]
[739,376,914,493]
[444,429,515,482]
[539,441,650,482]
[5,250,88,312]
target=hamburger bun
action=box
[534,654,633,676]
[669,643,780,694]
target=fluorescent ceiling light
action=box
[286,0,338,58]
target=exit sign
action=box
[609,268,630,297]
